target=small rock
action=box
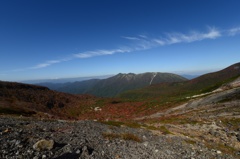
[142,135,147,140]
[94,107,102,111]
[79,146,90,159]
[33,139,54,151]
[76,149,81,154]
[62,144,73,153]
[143,142,148,147]
[216,150,222,154]
[15,140,21,146]
[42,155,47,159]
[4,128,10,133]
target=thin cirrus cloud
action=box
[121,36,141,40]
[74,48,132,58]
[31,60,62,69]
[30,57,74,69]
[125,27,221,46]
[29,48,133,69]
[228,27,240,36]
[29,26,238,70]
[164,27,221,44]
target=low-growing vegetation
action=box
[158,125,172,135]
[101,120,142,128]
[102,132,142,142]
[221,117,240,130]
[0,107,36,116]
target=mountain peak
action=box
[38,72,187,97]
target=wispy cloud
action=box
[228,27,240,36]
[7,26,240,71]
[31,60,61,69]
[30,48,133,69]
[122,35,148,40]
[150,27,221,46]
[168,27,220,43]
[121,36,141,40]
[74,48,132,58]
[122,27,221,47]
[139,34,148,39]
[30,58,73,69]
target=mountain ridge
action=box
[38,72,187,97]
[120,62,240,100]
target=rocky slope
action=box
[0,116,235,159]
[135,76,240,158]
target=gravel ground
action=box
[0,116,235,159]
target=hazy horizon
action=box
[17,67,221,84]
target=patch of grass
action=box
[101,120,142,128]
[121,133,142,142]
[148,115,199,125]
[184,139,196,145]
[124,122,142,128]
[143,124,173,135]
[159,125,172,135]
[102,132,142,142]
[102,132,121,139]
[221,117,240,130]
[101,121,124,127]
[143,125,159,131]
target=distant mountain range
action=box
[180,74,199,79]
[37,72,187,97]
[120,62,240,100]
[21,75,113,84]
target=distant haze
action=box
[21,75,113,84]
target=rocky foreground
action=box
[0,116,236,159]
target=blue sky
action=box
[1,0,240,81]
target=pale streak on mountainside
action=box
[149,73,157,85]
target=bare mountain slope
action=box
[87,72,187,97]
[49,72,187,97]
